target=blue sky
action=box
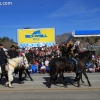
[0,0,100,42]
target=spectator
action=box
[45,58,49,67]
[33,59,39,71]
[40,63,46,74]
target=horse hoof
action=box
[48,85,51,88]
[74,79,77,82]
[31,79,34,81]
[77,85,81,87]
[9,86,13,88]
[19,81,24,84]
[82,81,85,83]
[64,85,67,88]
[54,83,56,85]
[5,85,8,87]
[5,84,9,87]
[89,84,92,87]
[24,78,27,81]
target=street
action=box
[0,73,100,100]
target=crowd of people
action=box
[0,43,63,74]
[0,42,100,75]
[86,56,100,73]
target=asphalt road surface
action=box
[0,73,100,100]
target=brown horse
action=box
[48,50,95,88]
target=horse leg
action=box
[53,74,58,85]
[80,73,85,83]
[24,70,27,80]
[8,70,13,88]
[19,69,23,81]
[77,73,81,87]
[4,73,8,87]
[74,72,78,82]
[5,81,9,87]
[18,69,24,84]
[48,73,57,88]
[83,70,92,86]
[5,74,8,81]
[59,71,67,87]
[0,73,3,81]
[74,73,85,83]
[0,72,8,82]
[48,75,53,88]
[25,69,33,81]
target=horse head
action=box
[21,53,30,69]
[78,50,95,61]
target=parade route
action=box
[0,73,100,100]
[0,73,100,91]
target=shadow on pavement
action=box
[43,76,77,88]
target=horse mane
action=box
[79,50,93,55]
[78,50,94,60]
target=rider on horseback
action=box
[67,40,81,72]
[0,44,7,74]
[71,41,80,72]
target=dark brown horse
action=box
[48,50,95,88]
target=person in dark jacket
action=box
[61,43,68,58]
[8,45,19,58]
[0,44,7,73]
[8,45,24,83]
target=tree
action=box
[0,36,15,49]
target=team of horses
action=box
[0,44,95,88]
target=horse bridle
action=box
[22,55,30,66]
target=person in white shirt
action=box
[40,64,46,74]
[45,58,49,67]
